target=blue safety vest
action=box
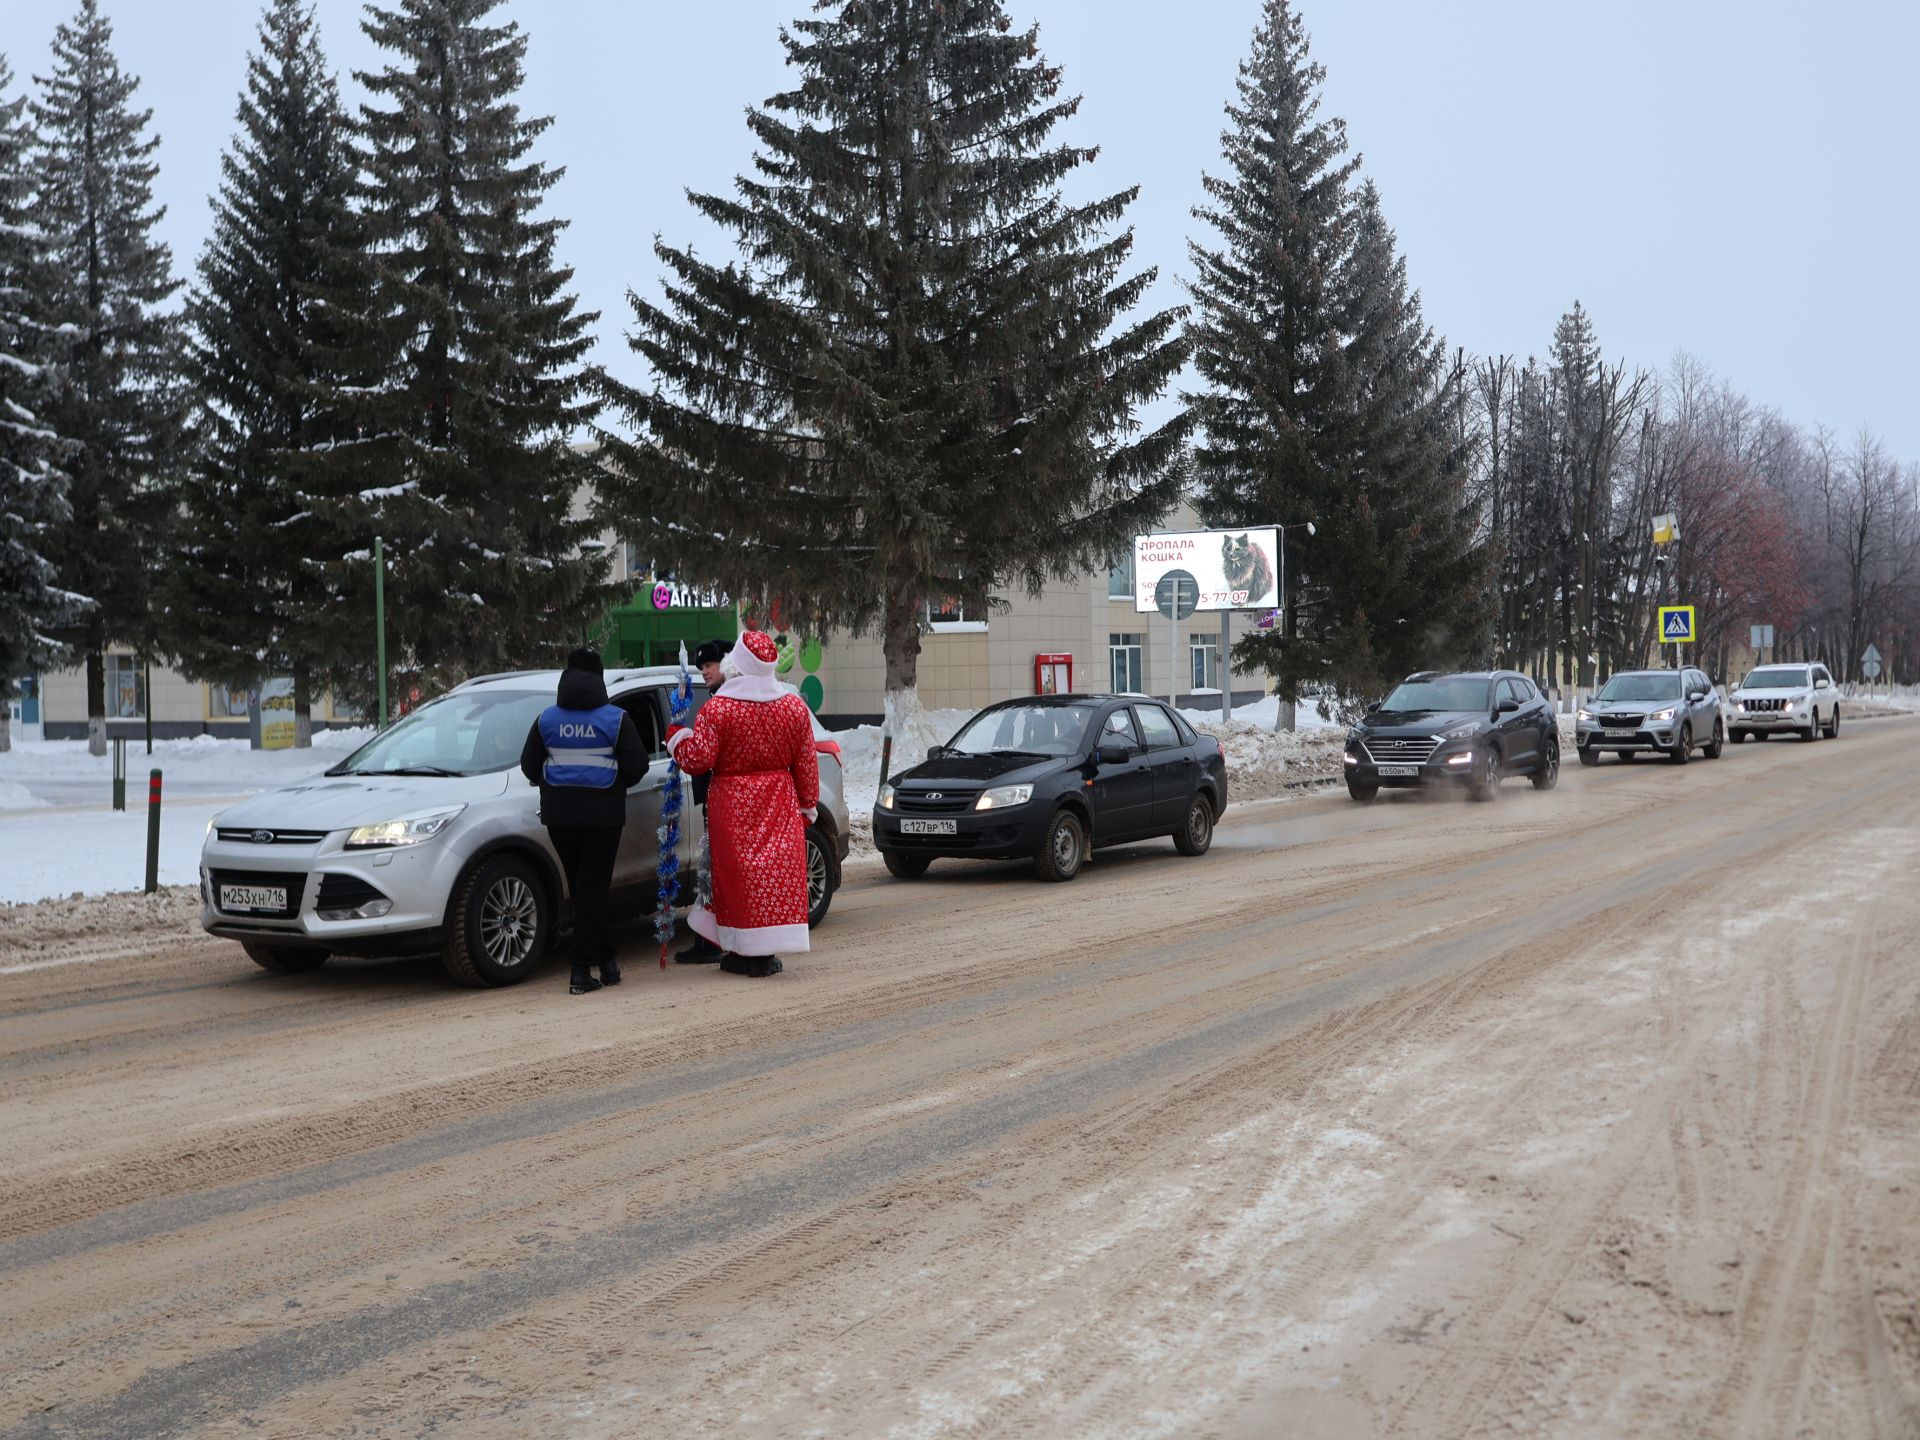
[537,704,626,789]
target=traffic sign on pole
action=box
[1862,644,1883,680]
[1658,605,1696,643]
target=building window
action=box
[1189,637,1220,692]
[927,591,988,633]
[208,683,251,719]
[624,542,647,582]
[1107,551,1134,599]
[1109,633,1144,693]
[106,654,145,719]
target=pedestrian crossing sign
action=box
[1659,605,1696,643]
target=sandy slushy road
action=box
[1,717,1916,1438]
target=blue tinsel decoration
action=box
[654,647,693,956]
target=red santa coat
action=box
[667,692,819,956]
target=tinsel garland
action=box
[654,645,693,966]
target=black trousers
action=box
[549,824,622,972]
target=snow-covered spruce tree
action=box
[0,54,84,751]
[31,0,185,754]
[169,0,384,745]
[1186,0,1486,713]
[352,0,609,686]
[595,0,1190,740]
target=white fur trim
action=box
[715,673,788,703]
[728,634,777,677]
[802,806,818,823]
[664,728,690,754]
[689,908,809,957]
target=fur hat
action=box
[716,631,785,702]
[692,638,729,667]
[565,646,605,676]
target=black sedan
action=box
[874,695,1228,882]
[1344,670,1560,802]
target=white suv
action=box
[1728,663,1841,744]
[198,667,849,985]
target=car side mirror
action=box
[1097,742,1133,766]
[927,744,949,759]
[1496,698,1519,715]
[1688,689,1707,702]
[1815,677,1830,690]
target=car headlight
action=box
[878,783,896,811]
[1577,708,1595,722]
[1440,722,1480,741]
[1648,707,1677,723]
[975,784,1033,811]
[344,806,465,849]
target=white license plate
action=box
[899,819,957,836]
[1376,765,1419,778]
[1604,728,1636,738]
[221,884,288,913]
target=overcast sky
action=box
[8,0,1915,462]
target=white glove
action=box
[802,806,818,824]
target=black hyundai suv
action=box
[1344,670,1560,802]
[874,695,1228,883]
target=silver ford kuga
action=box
[1576,667,1725,765]
[198,667,849,986]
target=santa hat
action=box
[716,630,787,702]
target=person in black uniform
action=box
[677,637,732,964]
[519,648,649,993]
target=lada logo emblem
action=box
[250,830,275,844]
[927,792,943,801]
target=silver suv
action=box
[1577,667,1724,765]
[1728,662,1841,743]
[198,667,849,985]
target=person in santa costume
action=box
[664,631,819,978]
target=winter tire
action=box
[1468,747,1501,802]
[1823,706,1840,739]
[882,851,931,880]
[1802,724,1818,742]
[1033,809,1086,882]
[1670,723,1692,764]
[1173,794,1215,856]
[805,827,837,928]
[1532,736,1560,790]
[1704,719,1724,759]
[1347,778,1380,802]
[242,942,328,974]
[1577,746,1600,767]
[441,853,547,988]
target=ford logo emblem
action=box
[927,792,943,801]
[250,830,275,844]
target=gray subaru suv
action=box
[1576,666,1724,765]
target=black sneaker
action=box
[569,974,603,995]
[600,962,622,986]
[746,956,783,979]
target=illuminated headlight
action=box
[1343,751,1359,765]
[343,806,464,849]
[878,783,897,811]
[1577,708,1595,722]
[1787,695,1807,710]
[1440,722,1480,741]
[975,784,1033,811]
[1648,707,1677,723]
[1446,752,1473,766]
[1734,701,1747,713]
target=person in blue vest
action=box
[519,648,649,994]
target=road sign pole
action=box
[1220,608,1233,723]
[144,769,162,894]
[374,535,388,729]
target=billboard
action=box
[1134,528,1280,612]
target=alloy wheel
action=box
[807,837,829,913]
[480,876,539,968]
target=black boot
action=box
[569,972,603,995]
[719,954,750,976]
[675,934,724,965]
[599,959,622,986]
[746,956,783,979]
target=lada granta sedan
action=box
[1344,671,1559,802]
[198,668,849,986]
[873,694,1227,882]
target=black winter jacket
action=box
[519,668,650,828]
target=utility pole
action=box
[374,535,388,728]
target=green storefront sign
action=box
[594,586,831,714]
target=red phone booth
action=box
[1033,653,1073,695]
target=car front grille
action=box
[1742,698,1787,713]
[1362,736,1439,764]
[207,869,307,919]
[1594,713,1645,729]
[896,792,976,813]
[215,828,329,845]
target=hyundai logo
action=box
[926,792,944,801]
[250,830,275,844]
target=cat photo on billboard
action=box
[1221,533,1275,604]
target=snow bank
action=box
[0,801,230,905]
[0,780,47,811]
[0,728,372,804]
